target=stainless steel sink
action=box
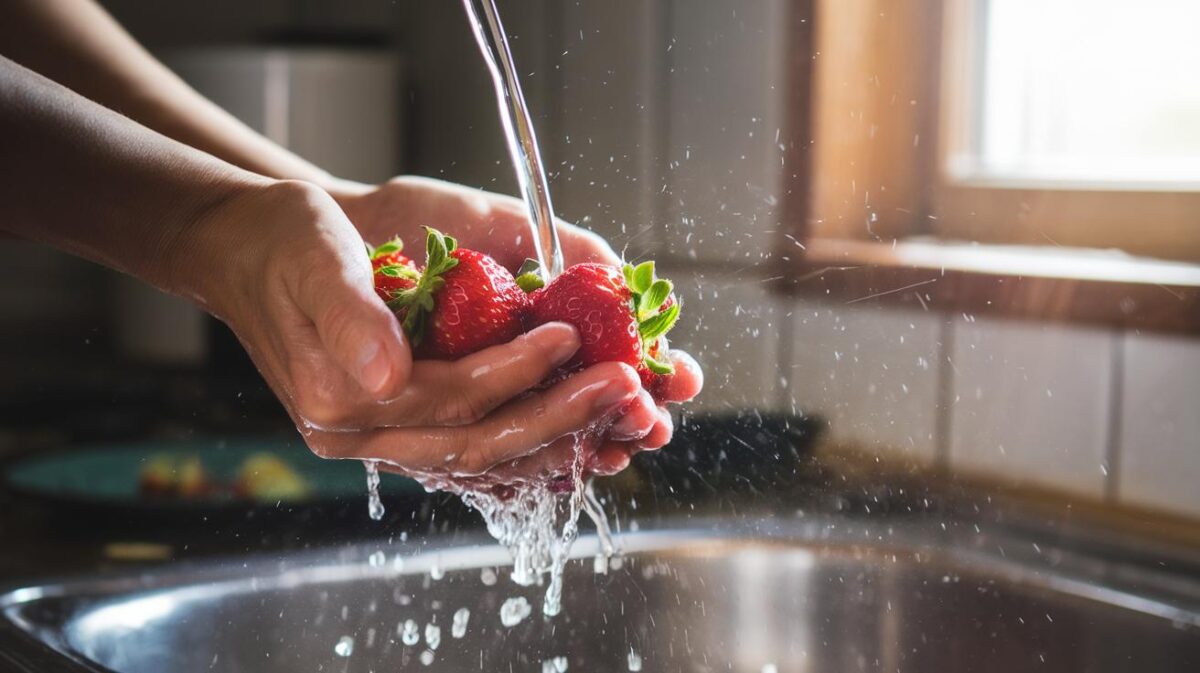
[2,517,1198,672]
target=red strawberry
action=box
[389,227,531,360]
[368,236,419,303]
[527,260,680,389]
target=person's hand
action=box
[327,176,704,480]
[178,178,658,479]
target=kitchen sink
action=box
[2,516,1198,672]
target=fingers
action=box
[350,362,642,475]
[399,322,581,426]
[289,249,412,402]
[653,350,704,404]
[608,390,658,440]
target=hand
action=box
[328,176,704,481]
[179,179,655,478]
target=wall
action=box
[7,2,1196,522]
[532,0,1200,524]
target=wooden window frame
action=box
[777,0,1200,334]
[936,0,1200,262]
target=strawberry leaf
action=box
[515,258,545,292]
[368,236,405,260]
[377,264,419,279]
[631,261,655,294]
[638,279,673,319]
[642,351,675,375]
[639,302,680,341]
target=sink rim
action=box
[2,514,1199,673]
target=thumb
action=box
[293,252,413,400]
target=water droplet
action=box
[542,656,569,672]
[451,607,470,638]
[364,461,384,521]
[424,623,441,650]
[419,649,435,666]
[333,635,354,657]
[480,567,498,586]
[368,550,386,567]
[500,596,532,627]
[627,648,643,671]
[400,619,420,646]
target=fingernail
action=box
[593,376,636,412]
[611,413,654,441]
[547,325,580,365]
[358,341,390,394]
[610,395,656,439]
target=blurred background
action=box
[1,0,1198,535]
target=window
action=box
[953,0,1200,189]
[802,0,1200,263]
[935,0,1200,260]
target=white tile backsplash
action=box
[662,267,783,413]
[948,317,1115,498]
[552,0,665,252]
[661,0,789,263]
[787,301,943,463]
[1117,332,1200,518]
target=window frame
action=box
[933,0,1200,262]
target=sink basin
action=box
[3,518,1198,672]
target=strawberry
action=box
[387,227,531,360]
[526,260,680,389]
[368,236,419,303]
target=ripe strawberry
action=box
[388,227,531,360]
[368,236,419,303]
[527,260,680,389]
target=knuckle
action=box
[431,388,489,426]
[293,387,351,429]
[443,429,484,475]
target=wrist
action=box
[162,174,278,314]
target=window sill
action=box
[777,238,1200,335]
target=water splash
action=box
[364,461,384,521]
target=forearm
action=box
[0,55,265,292]
[0,0,338,190]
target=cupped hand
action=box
[181,179,653,478]
[328,176,705,481]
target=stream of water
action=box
[363,0,617,620]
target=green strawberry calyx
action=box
[367,236,405,262]
[514,258,546,293]
[384,227,460,346]
[623,261,680,375]
[368,236,420,293]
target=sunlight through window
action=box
[967,0,1200,188]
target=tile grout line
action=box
[1104,328,1125,503]
[933,315,956,470]
[776,298,795,413]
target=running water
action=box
[460,0,563,280]
[456,0,617,617]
